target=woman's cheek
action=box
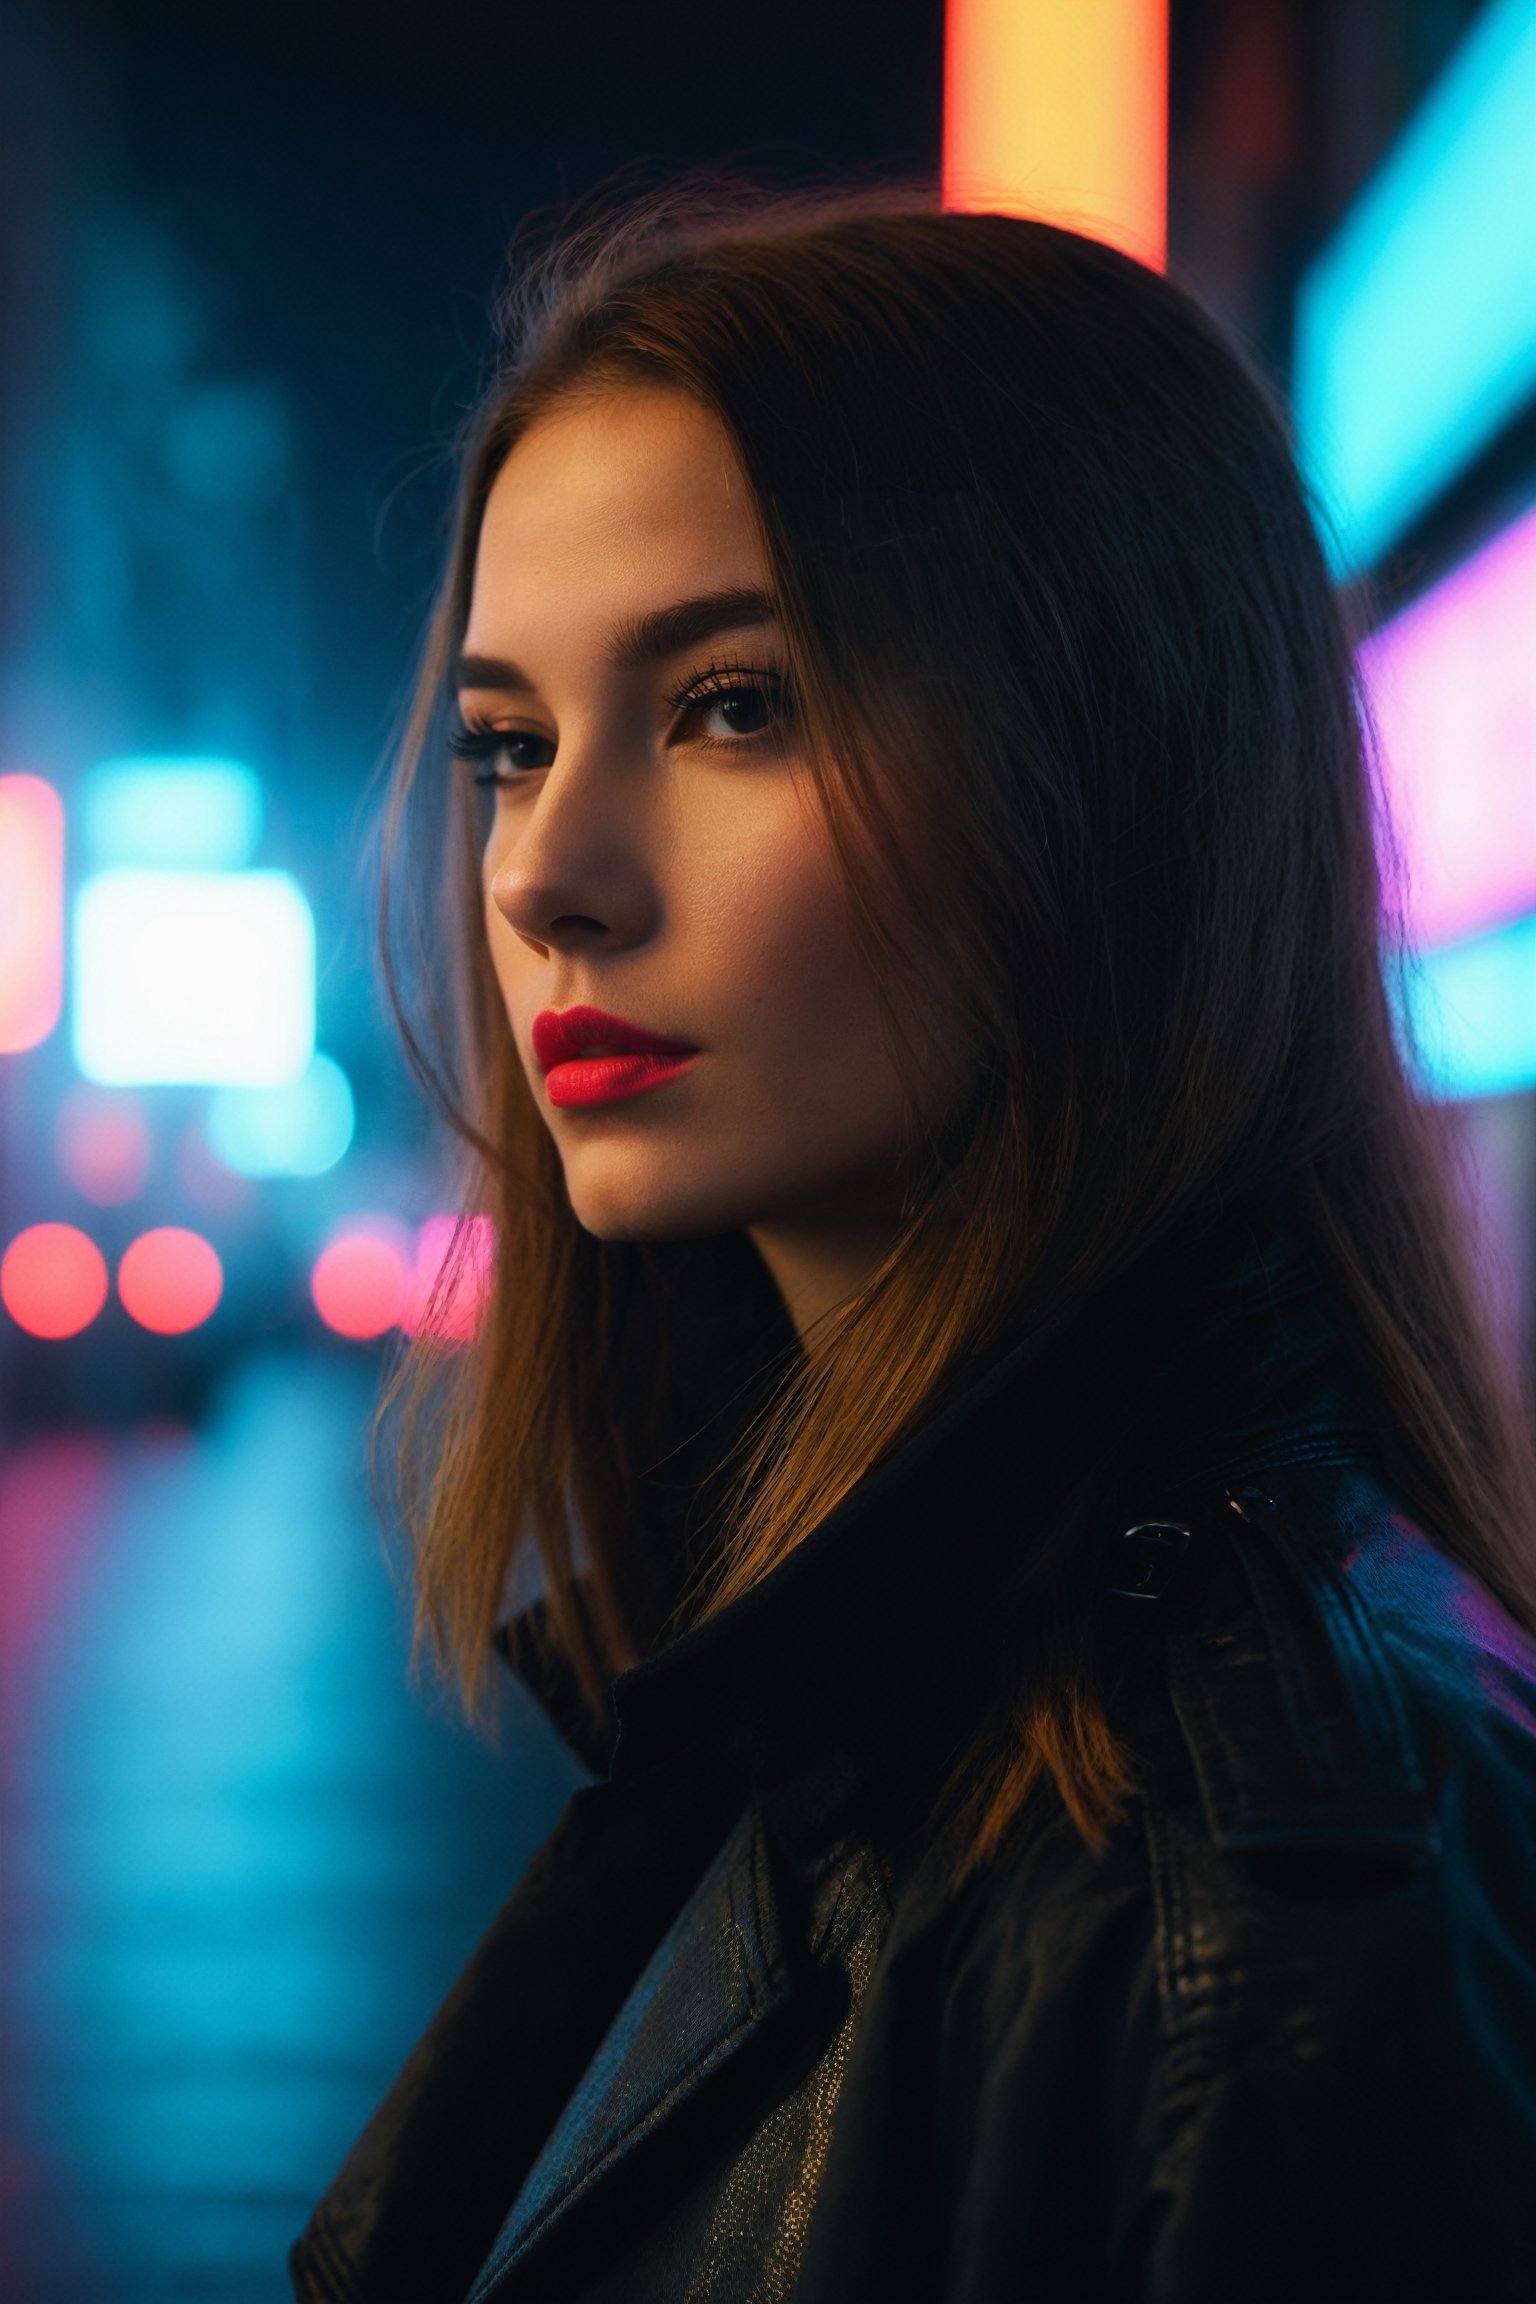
[702,808,865,1022]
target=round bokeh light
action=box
[1,1224,109,1339]
[311,1225,410,1341]
[118,1226,223,1335]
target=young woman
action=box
[291,195,1536,2303]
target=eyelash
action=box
[449,657,794,785]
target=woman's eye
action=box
[699,685,775,738]
[451,671,791,780]
[449,716,555,782]
[674,672,791,748]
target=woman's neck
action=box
[746,1212,900,1344]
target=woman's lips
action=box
[531,1005,700,1110]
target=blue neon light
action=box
[72,869,315,1087]
[1295,0,1536,574]
[82,758,264,871]
[1394,913,1536,1102]
[205,1054,355,1177]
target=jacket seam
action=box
[1141,1778,1240,2112]
[1303,1546,1426,1794]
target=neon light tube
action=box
[1362,499,1536,951]
[944,0,1168,269]
[1295,0,1536,574]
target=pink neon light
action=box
[1361,502,1536,949]
[0,775,65,1053]
[403,1213,495,1347]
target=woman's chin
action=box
[563,1167,760,1246]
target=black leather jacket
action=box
[292,1200,1536,2302]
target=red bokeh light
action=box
[402,1213,494,1346]
[311,1226,410,1341]
[117,1227,223,1335]
[1,1224,109,1339]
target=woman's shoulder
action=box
[954,1452,1536,1968]
[861,1457,1536,2297]
[1117,1453,1536,1870]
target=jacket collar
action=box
[522,1186,1375,1853]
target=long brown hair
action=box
[383,188,1536,1869]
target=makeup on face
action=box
[463,390,948,1328]
[532,1005,700,1109]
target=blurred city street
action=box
[1,1350,585,2302]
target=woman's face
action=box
[461,387,950,1317]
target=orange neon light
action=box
[944,0,1168,269]
[0,774,65,1054]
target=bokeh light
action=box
[0,774,65,1054]
[2,1224,110,1339]
[310,1222,412,1340]
[206,1053,355,1178]
[55,1087,153,1205]
[72,868,315,1086]
[81,756,263,869]
[402,1213,495,1347]
[117,1227,223,1334]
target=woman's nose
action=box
[486,751,660,958]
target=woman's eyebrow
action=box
[603,585,780,669]
[453,586,780,694]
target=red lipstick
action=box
[531,1005,699,1110]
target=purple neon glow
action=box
[1360,500,1536,950]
